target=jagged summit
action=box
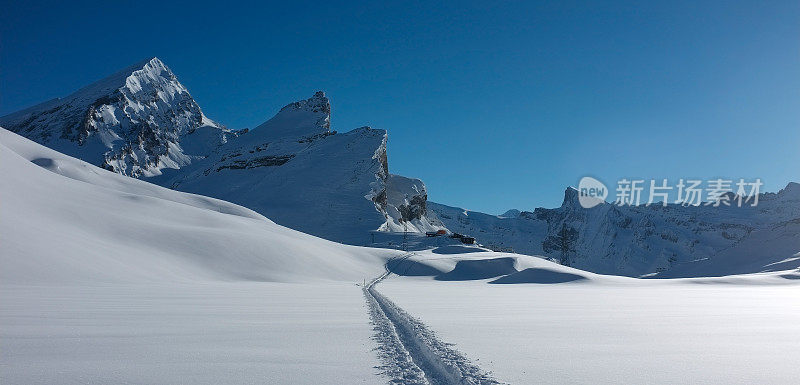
[250,91,331,142]
[66,57,168,103]
[4,57,167,121]
[561,186,581,208]
[0,57,227,177]
[281,91,330,117]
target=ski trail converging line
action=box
[364,253,504,385]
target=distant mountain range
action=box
[3,57,798,277]
[431,184,800,277]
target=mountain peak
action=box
[278,91,331,120]
[500,209,521,218]
[61,57,175,106]
[562,187,580,208]
[251,91,332,142]
[0,56,224,177]
[778,182,800,199]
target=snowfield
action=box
[0,128,398,383]
[376,250,800,384]
[2,283,383,384]
[3,127,800,384]
[0,128,398,285]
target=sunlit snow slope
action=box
[0,127,400,384]
[0,127,399,284]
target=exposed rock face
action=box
[0,58,232,177]
[380,174,441,233]
[431,184,800,277]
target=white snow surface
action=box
[0,128,401,383]
[3,134,800,384]
[250,90,331,142]
[0,128,398,284]
[375,249,800,384]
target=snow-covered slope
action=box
[431,186,800,277]
[0,58,234,178]
[0,127,399,284]
[0,127,406,384]
[150,90,444,244]
[251,90,331,142]
[3,59,444,245]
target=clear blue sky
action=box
[2,1,798,213]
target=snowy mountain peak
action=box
[251,91,331,142]
[0,57,228,177]
[282,90,330,117]
[4,65,442,246]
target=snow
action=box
[2,59,445,246]
[1,283,384,385]
[156,125,395,245]
[249,90,331,142]
[154,95,446,245]
[0,58,229,177]
[0,128,401,383]
[375,250,800,384]
[4,127,800,384]
[0,128,401,284]
[431,184,800,277]
[3,57,800,384]
[364,263,501,384]
[380,174,443,234]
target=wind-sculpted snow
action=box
[385,251,600,284]
[489,268,588,284]
[435,258,518,281]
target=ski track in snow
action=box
[364,253,504,385]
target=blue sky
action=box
[2,1,798,213]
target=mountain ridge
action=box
[5,57,797,277]
[431,181,800,276]
[2,58,444,245]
